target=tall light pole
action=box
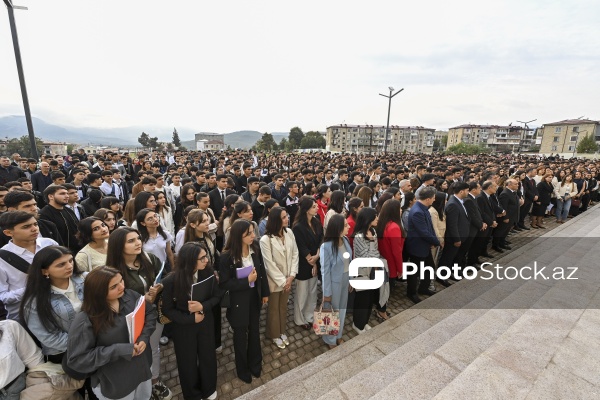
[379,87,403,153]
[516,119,536,153]
[3,0,38,159]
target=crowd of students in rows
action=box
[0,149,598,400]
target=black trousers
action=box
[407,253,435,295]
[171,316,217,400]
[212,304,222,349]
[352,289,373,329]
[438,242,460,271]
[456,234,476,267]
[232,292,262,380]
[468,230,491,264]
[518,202,532,225]
[492,220,512,246]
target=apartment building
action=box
[538,119,600,154]
[446,124,536,152]
[326,124,438,153]
[195,132,225,151]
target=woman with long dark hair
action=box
[314,184,331,225]
[105,227,171,400]
[174,184,196,229]
[377,199,404,282]
[356,186,374,210]
[320,214,351,349]
[224,201,257,245]
[100,197,123,221]
[346,197,364,244]
[135,209,175,270]
[94,208,118,232]
[323,190,346,230]
[219,220,269,383]
[75,217,109,272]
[292,196,323,330]
[66,266,156,400]
[161,242,220,400]
[260,207,298,349]
[257,198,280,237]
[154,191,175,238]
[195,192,218,241]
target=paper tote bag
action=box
[313,303,341,336]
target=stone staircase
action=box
[239,207,600,400]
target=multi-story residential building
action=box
[538,119,600,154]
[195,132,225,151]
[446,124,536,152]
[326,124,437,153]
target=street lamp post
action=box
[3,0,38,159]
[516,119,536,154]
[379,87,404,154]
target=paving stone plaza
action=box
[160,206,600,399]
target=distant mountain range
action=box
[0,115,288,149]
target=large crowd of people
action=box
[0,148,598,400]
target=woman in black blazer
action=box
[291,196,323,330]
[219,219,269,384]
[161,242,220,400]
[532,174,554,229]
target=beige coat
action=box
[259,228,299,293]
[429,207,446,263]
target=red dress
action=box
[378,221,404,279]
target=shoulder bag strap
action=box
[0,249,30,274]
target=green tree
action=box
[138,132,150,147]
[4,135,44,158]
[288,126,304,149]
[148,136,159,149]
[441,135,448,148]
[279,138,292,151]
[300,131,325,149]
[256,132,277,151]
[66,144,74,155]
[432,139,441,152]
[576,133,598,153]
[172,128,181,147]
[446,143,491,155]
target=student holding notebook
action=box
[219,220,269,384]
[160,242,220,400]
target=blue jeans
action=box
[556,198,571,221]
[0,372,26,400]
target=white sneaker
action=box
[273,338,286,349]
[352,323,366,335]
[206,390,217,400]
[280,334,290,346]
[364,324,372,331]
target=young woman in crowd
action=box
[66,266,157,400]
[105,227,172,400]
[195,192,218,241]
[429,191,447,266]
[532,173,554,229]
[135,209,175,270]
[100,196,123,222]
[571,170,587,217]
[75,217,109,272]
[219,220,269,383]
[174,205,199,254]
[320,214,351,349]
[160,242,219,400]
[356,186,374,210]
[121,199,137,227]
[346,197,364,241]
[554,174,577,223]
[292,196,323,330]
[314,184,331,225]
[258,199,280,237]
[377,199,404,283]
[94,208,119,232]
[260,207,298,349]
[323,190,346,230]
[174,184,196,229]
[367,180,381,208]
[154,191,175,238]
[218,194,242,241]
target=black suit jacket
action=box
[208,188,236,220]
[499,188,520,224]
[523,177,538,203]
[477,193,495,227]
[218,247,269,328]
[444,195,470,242]
[464,194,484,237]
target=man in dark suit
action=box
[518,168,539,229]
[251,186,272,224]
[405,187,440,303]
[208,174,237,221]
[462,182,488,266]
[438,182,471,280]
[492,178,523,252]
[473,180,498,259]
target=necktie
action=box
[221,190,225,203]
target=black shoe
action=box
[250,369,261,378]
[504,240,512,245]
[418,289,436,296]
[492,246,504,253]
[408,294,421,304]
[518,224,530,230]
[500,244,512,250]
[436,278,452,287]
[513,226,523,232]
[480,252,492,258]
[238,374,252,384]
[467,258,481,265]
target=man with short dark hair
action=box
[39,185,81,252]
[208,174,236,220]
[0,211,58,320]
[241,176,260,204]
[0,156,25,185]
[251,185,272,224]
[438,182,471,281]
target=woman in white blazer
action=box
[259,207,299,349]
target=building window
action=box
[553,137,560,142]
[551,146,557,151]
[572,127,579,132]
[568,146,575,151]
[554,127,562,133]
[570,136,578,142]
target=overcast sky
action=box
[1,0,599,136]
